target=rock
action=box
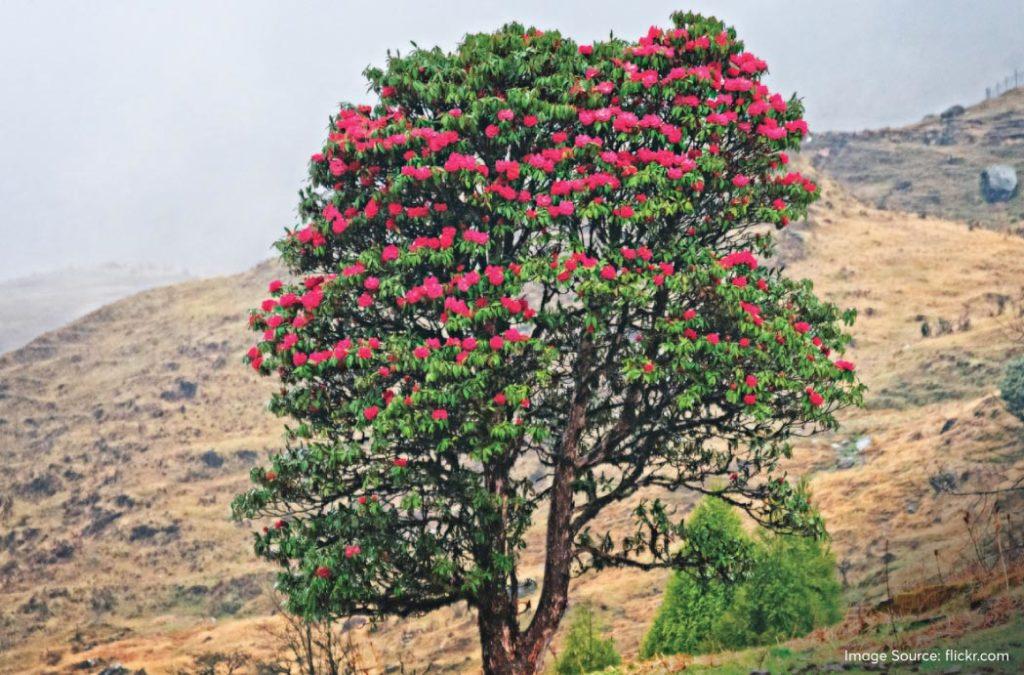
[160,378,198,402]
[97,665,131,675]
[235,449,259,463]
[980,164,1018,203]
[517,577,538,596]
[342,615,368,631]
[940,418,957,434]
[929,470,958,493]
[128,522,180,543]
[198,450,224,468]
[836,456,857,470]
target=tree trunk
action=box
[477,437,583,675]
[515,348,593,672]
[478,339,593,675]
[478,593,526,675]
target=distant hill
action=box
[0,264,192,355]
[2,186,1023,672]
[806,88,1024,231]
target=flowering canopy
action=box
[233,11,862,673]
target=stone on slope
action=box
[980,164,1018,202]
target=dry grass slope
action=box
[3,146,1024,672]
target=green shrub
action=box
[641,497,843,657]
[640,498,750,658]
[710,533,843,648]
[1001,357,1024,422]
[553,604,621,675]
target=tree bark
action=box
[478,450,579,674]
[476,338,594,674]
[478,597,525,675]
[517,339,595,672]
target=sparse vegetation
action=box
[553,605,621,675]
[255,596,392,675]
[1000,357,1024,422]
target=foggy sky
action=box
[1,0,1022,282]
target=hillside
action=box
[0,265,192,356]
[2,176,1023,672]
[806,87,1024,231]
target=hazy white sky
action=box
[1,0,1022,281]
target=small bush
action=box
[1001,357,1024,422]
[640,570,731,658]
[640,498,750,658]
[553,604,620,675]
[641,497,843,657]
[709,533,843,648]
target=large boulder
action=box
[980,164,1018,202]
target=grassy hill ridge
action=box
[806,87,1024,232]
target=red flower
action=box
[489,335,505,351]
[493,392,507,405]
[806,388,824,407]
[268,280,283,293]
[432,408,448,420]
[643,361,654,373]
[315,566,331,579]
[743,393,757,406]
[345,544,361,558]
[363,405,380,421]
[393,457,408,468]
[793,322,811,334]
[835,360,855,372]
[264,470,277,481]
[578,44,593,55]
[706,333,720,345]
[745,374,758,388]
[720,251,758,270]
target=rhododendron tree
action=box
[233,12,863,674]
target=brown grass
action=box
[3,181,1024,672]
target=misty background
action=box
[1,0,1022,284]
